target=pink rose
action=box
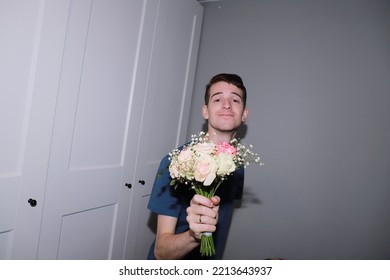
[216,142,237,156]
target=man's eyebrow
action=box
[210,92,243,100]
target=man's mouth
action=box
[218,113,234,117]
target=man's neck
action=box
[207,130,236,144]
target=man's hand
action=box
[186,194,220,240]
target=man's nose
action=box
[222,100,231,109]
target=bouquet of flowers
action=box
[168,132,263,257]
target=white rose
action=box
[216,153,236,176]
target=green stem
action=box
[194,181,224,257]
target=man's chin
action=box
[214,127,240,134]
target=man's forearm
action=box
[154,230,200,259]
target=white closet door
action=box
[1,0,70,259]
[36,0,145,259]
[124,0,203,259]
[1,0,202,260]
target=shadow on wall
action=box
[234,188,262,209]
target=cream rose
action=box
[193,142,215,155]
[169,158,180,178]
[178,148,194,164]
[194,154,217,186]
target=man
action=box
[147,73,249,259]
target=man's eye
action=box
[213,98,221,102]
[233,99,241,103]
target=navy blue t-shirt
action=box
[147,153,244,259]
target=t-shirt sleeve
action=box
[147,155,183,218]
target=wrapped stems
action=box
[194,180,223,257]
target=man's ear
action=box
[202,105,209,120]
[241,108,249,122]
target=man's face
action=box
[202,81,249,134]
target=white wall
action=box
[188,0,390,259]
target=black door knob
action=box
[125,183,132,189]
[28,199,37,207]
[138,180,145,185]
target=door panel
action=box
[57,204,117,259]
[2,0,70,259]
[124,0,204,259]
[0,1,40,259]
[110,0,160,259]
[37,0,144,259]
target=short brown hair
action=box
[204,73,247,106]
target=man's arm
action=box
[154,195,220,259]
[154,215,199,259]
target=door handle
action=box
[28,198,37,207]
